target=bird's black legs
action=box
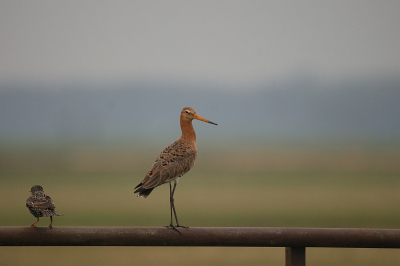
[171,181,188,229]
[168,182,174,227]
[30,217,39,227]
[171,184,180,226]
[166,181,188,234]
[166,182,181,234]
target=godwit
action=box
[26,185,63,227]
[134,107,217,233]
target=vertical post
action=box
[285,247,305,266]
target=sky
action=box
[1,1,399,90]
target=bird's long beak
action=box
[193,114,218,125]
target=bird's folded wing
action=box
[26,197,55,209]
[143,152,196,189]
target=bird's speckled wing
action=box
[138,139,197,189]
[26,193,62,217]
[26,193,55,209]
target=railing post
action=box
[285,247,305,266]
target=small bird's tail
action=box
[41,209,63,217]
[53,211,64,216]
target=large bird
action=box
[134,107,217,233]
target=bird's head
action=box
[181,107,218,125]
[30,185,44,194]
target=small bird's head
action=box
[181,107,218,125]
[30,185,44,194]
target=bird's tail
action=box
[41,210,64,217]
[53,210,64,216]
[134,187,154,198]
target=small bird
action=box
[134,107,217,233]
[26,185,63,227]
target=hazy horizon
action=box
[1,73,399,145]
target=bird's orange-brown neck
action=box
[179,118,196,144]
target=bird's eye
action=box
[185,110,190,114]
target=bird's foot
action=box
[176,224,189,229]
[165,224,182,235]
[30,224,36,227]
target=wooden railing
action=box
[1,227,400,266]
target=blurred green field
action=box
[1,141,400,265]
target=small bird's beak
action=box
[193,114,218,125]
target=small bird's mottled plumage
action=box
[134,107,217,233]
[26,185,63,227]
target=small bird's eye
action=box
[185,110,190,114]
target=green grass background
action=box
[1,141,399,265]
